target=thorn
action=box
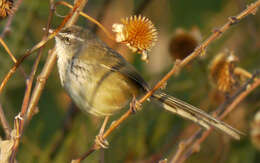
[229,16,238,25]
[14,113,23,121]
[212,28,223,35]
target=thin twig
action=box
[8,0,55,161]
[0,0,24,38]
[171,72,260,163]
[0,38,17,63]
[78,0,260,160]
[0,0,89,95]
[170,141,186,163]
[0,37,27,79]
[0,0,84,94]
[92,0,113,33]
[8,3,56,162]
[140,0,260,103]
[220,74,260,119]
[55,1,115,40]
[9,0,88,162]
[0,103,11,139]
[26,0,88,121]
[0,29,53,94]
[50,1,116,158]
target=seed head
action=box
[209,51,238,93]
[112,15,157,62]
[169,28,201,60]
[0,0,13,19]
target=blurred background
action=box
[0,0,260,162]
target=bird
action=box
[54,25,242,147]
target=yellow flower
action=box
[112,15,157,62]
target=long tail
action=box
[152,92,243,140]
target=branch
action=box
[171,71,260,163]
[8,0,88,162]
[0,103,11,139]
[0,0,89,94]
[55,1,115,40]
[0,0,24,38]
[0,38,17,63]
[92,0,113,33]
[77,0,260,161]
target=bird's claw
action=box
[130,96,142,114]
[95,134,109,149]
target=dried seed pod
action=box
[0,0,13,19]
[209,51,238,93]
[112,15,157,62]
[169,28,201,60]
[251,110,260,150]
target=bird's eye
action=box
[64,37,71,45]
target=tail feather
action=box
[152,92,243,140]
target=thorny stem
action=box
[0,38,17,63]
[140,0,260,103]
[55,1,115,40]
[0,36,27,80]
[9,3,56,162]
[0,53,28,94]
[9,0,88,162]
[79,0,260,160]
[92,0,113,33]
[0,103,12,139]
[0,0,24,38]
[26,0,88,121]
[0,0,85,94]
[171,72,260,163]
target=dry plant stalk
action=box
[209,51,238,93]
[1,0,24,38]
[171,74,260,163]
[0,0,89,162]
[55,1,115,40]
[0,0,259,162]
[0,103,11,139]
[74,0,260,162]
[0,0,91,94]
[0,38,17,63]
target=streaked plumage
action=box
[55,25,242,140]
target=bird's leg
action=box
[130,96,142,114]
[95,116,110,149]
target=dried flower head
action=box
[251,110,260,150]
[0,0,13,19]
[112,15,157,62]
[209,51,238,93]
[169,28,201,60]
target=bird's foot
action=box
[94,134,109,149]
[130,96,142,114]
